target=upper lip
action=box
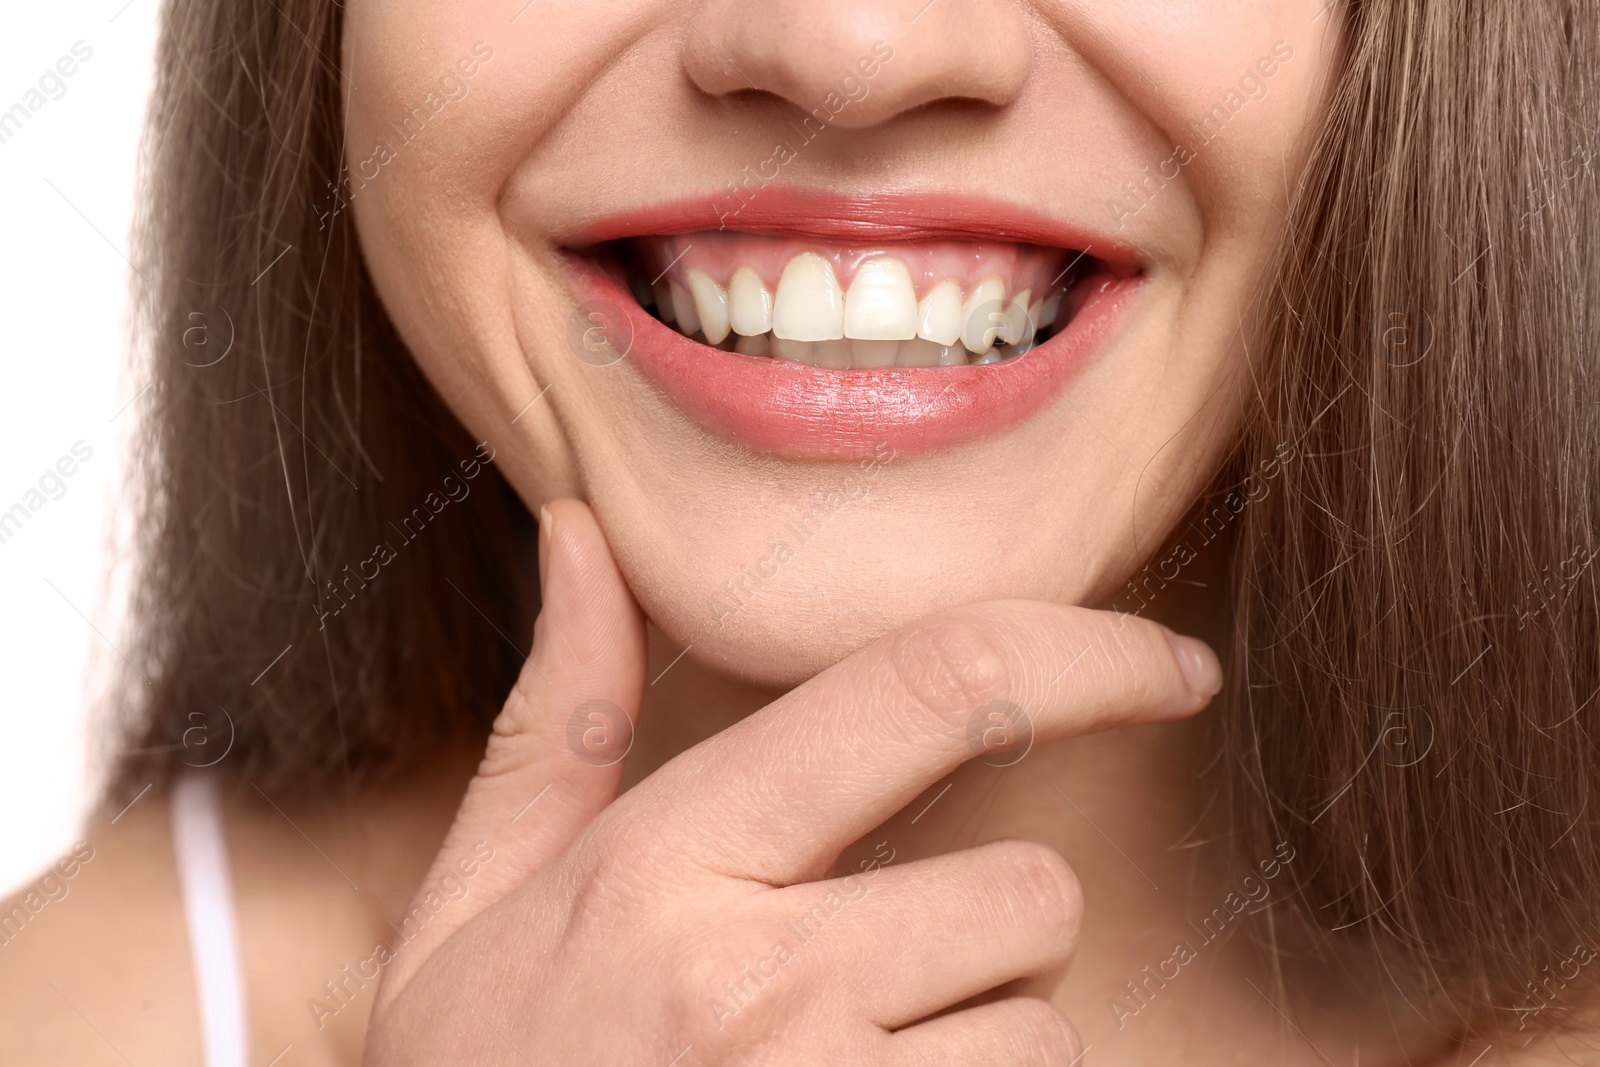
[562,187,1145,272]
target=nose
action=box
[682,0,1034,129]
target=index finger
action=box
[609,601,1219,885]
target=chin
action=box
[630,567,946,687]
[600,500,1122,688]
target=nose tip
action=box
[682,0,1033,129]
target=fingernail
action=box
[538,505,553,589]
[1165,632,1222,700]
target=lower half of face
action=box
[344,0,1335,684]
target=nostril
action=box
[682,0,1033,130]
[719,88,793,113]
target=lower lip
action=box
[568,258,1143,460]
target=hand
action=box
[363,498,1221,1065]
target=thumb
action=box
[380,497,646,994]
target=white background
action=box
[0,2,160,895]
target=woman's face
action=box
[344,0,1334,684]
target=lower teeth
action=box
[647,318,1057,369]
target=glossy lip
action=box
[566,189,1145,272]
[561,190,1146,460]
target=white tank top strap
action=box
[170,772,250,1067]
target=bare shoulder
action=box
[0,760,474,1067]
[0,790,201,1064]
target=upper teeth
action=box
[669,279,699,336]
[916,280,963,347]
[687,269,731,345]
[842,257,919,341]
[664,252,1058,353]
[727,267,773,337]
[772,253,847,342]
[960,276,1005,354]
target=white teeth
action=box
[771,337,868,368]
[772,253,845,341]
[843,257,918,340]
[669,280,700,336]
[851,339,901,368]
[770,337,812,364]
[762,335,983,368]
[686,269,730,345]
[653,282,676,324]
[1000,288,1032,347]
[916,280,962,346]
[1024,298,1044,346]
[1039,290,1063,330]
[812,338,853,369]
[897,337,947,367]
[770,338,852,367]
[728,267,773,337]
[652,255,1072,366]
[960,276,1006,355]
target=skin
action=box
[5,1,1597,1064]
[341,0,1320,681]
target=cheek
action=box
[343,1,660,503]
[1062,0,1334,240]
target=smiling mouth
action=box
[599,233,1118,369]
[559,192,1144,457]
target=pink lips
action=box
[564,191,1145,460]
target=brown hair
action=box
[117,0,532,794]
[117,0,1596,1040]
[1220,0,1599,1034]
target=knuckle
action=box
[590,799,689,877]
[994,841,1082,949]
[557,826,680,946]
[665,917,805,1053]
[670,934,745,1014]
[887,614,1014,724]
[475,695,547,779]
